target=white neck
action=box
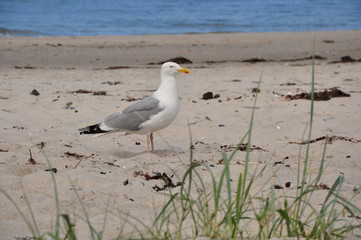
[153,74,179,105]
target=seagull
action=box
[79,62,190,152]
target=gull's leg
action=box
[150,132,154,152]
[147,132,154,152]
[146,134,150,152]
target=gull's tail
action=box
[79,123,108,135]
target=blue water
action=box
[1,0,360,37]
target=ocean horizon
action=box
[1,0,360,37]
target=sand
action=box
[0,30,360,239]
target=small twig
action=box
[27,149,37,165]
[74,159,83,169]
[272,91,285,97]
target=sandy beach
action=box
[1,30,361,239]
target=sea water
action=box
[0,0,360,37]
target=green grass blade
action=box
[61,214,77,240]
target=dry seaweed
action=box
[15,66,36,69]
[64,151,86,159]
[329,56,361,64]
[322,40,335,43]
[288,135,361,145]
[240,55,326,66]
[64,151,95,168]
[105,66,130,70]
[69,89,93,94]
[220,143,266,152]
[151,57,193,65]
[93,66,131,70]
[208,55,326,64]
[69,89,107,95]
[283,87,350,101]
[46,43,62,47]
[134,171,182,192]
[102,81,123,85]
[45,168,58,173]
[280,82,296,86]
[92,91,107,96]
[309,183,330,190]
[103,161,120,167]
[273,161,284,166]
[242,58,267,63]
[279,55,326,62]
[202,91,220,100]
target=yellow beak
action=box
[177,68,190,74]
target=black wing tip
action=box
[79,124,107,135]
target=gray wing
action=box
[102,96,163,131]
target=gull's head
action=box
[161,62,190,77]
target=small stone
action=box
[202,92,213,100]
[30,89,40,96]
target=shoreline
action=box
[1,30,360,69]
[1,28,361,38]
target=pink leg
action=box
[147,132,154,152]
